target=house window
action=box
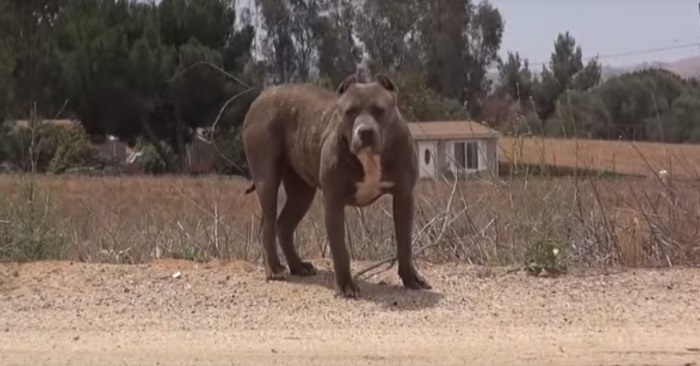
[423,148,431,165]
[453,141,479,170]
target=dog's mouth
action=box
[352,144,377,156]
[351,137,383,156]
[355,146,375,156]
[353,145,386,159]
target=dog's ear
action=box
[375,73,398,96]
[336,74,358,96]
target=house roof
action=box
[11,119,78,130]
[408,120,501,140]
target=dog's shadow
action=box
[285,268,444,311]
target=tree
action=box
[533,32,601,121]
[462,0,505,114]
[416,0,504,116]
[496,51,533,106]
[417,0,470,101]
[315,0,362,86]
[656,92,700,142]
[394,72,470,122]
[355,0,422,74]
[158,0,255,170]
[255,0,325,83]
[51,0,173,166]
[544,68,700,143]
[8,0,65,118]
[353,0,504,118]
[572,57,602,91]
[0,0,16,121]
[289,0,324,81]
[50,0,256,172]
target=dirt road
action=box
[1,259,699,366]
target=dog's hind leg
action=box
[248,157,287,281]
[277,168,317,276]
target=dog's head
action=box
[335,73,400,156]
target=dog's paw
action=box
[400,270,432,290]
[290,261,318,277]
[335,278,361,299]
[265,265,289,281]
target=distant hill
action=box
[602,56,700,80]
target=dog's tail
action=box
[244,183,256,194]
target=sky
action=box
[489,0,700,68]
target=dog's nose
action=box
[358,128,374,146]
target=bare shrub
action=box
[0,170,698,270]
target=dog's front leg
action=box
[322,196,360,298]
[393,191,432,290]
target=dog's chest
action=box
[353,152,393,207]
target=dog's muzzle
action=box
[352,124,381,154]
[357,126,375,147]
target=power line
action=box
[527,41,700,68]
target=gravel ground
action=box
[1,258,699,366]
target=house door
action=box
[417,141,438,179]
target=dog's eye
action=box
[371,106,385,118]
[345,107,359,118]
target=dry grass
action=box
[1,170,699,270]
[3,108,700,270]
[499,136,700,178]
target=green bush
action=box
[48,124,100,174]
[1,121,99,173]
[135,138,170,174]
[0,177,66,262]
[396,73,470,121]
[2,123,62,172]
[0,121,10,163]
[524,238,567,277]
[545,68,700,142]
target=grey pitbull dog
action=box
[241,73,431,298]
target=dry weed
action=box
[1,170,698,270]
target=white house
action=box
[408,120,502,180]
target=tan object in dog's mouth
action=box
[356,147,381,178]
[355,148,393,205]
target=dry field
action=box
[499,136,700,178]
[1,171,699,268]
[2,173,700,365]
